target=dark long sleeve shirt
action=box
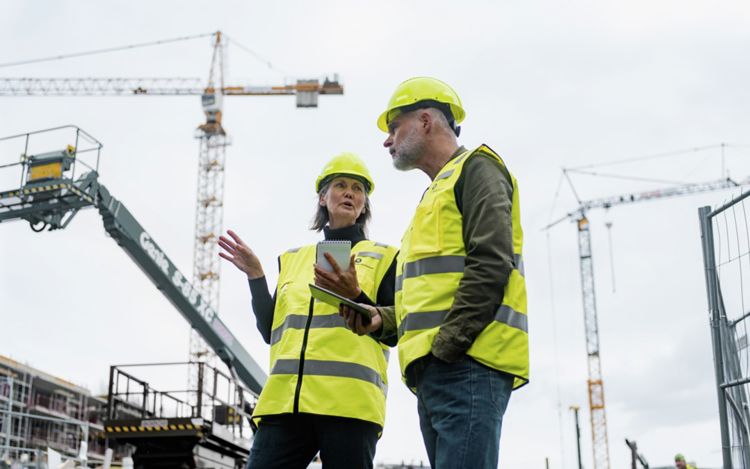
[377,146,516,363]
[248,223,397,345]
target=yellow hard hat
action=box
[315,152,375,195]
[377,77,466,133]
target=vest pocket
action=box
[409,199,442,255]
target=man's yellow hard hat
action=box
[377,77,465,133]
[315,152,375,195]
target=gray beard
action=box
[392,128,423,171]
[393,152,419,171]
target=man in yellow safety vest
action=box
[343,77,528,468]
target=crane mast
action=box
[577,215,610,469]
[190,31,228,390]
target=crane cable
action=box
[567,143,750,171]
[546,230,568,468]
[0,32,215,69]
[224,35,289,77]
[544,172,568,465]
[565,169,688,186]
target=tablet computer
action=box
[308,284,372,325]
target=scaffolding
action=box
[0,355,112,467]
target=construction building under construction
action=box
[0,354,114,466]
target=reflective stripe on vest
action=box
[270,314,346,345]
[395,145,529,390]
[515,253,525,276]
[398,304,528,338]
[271,358,387,395]
[396,254,523,292]
[253,240,398,427]
[358,251,384,260]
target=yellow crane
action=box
[0,30,343,393]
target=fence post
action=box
[699,205,733,467]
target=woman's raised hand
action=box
[218,230,264,279]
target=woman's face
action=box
[319,176,367,229]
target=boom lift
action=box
[0,30,344,395]
[0,126,266,467]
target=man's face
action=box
[383,111,425,171]
[675,459,686,469]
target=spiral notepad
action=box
[316,240,351,272]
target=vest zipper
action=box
[293,296,316,413]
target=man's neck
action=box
[420,143,461,180]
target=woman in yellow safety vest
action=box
[218,153,398,469]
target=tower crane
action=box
[546,165,750,469]
[0,31,344,394]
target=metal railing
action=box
[106,361,254,439]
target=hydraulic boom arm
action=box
[0,130,266,394]
[95,181,266,394]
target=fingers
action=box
[218,238,236,255]
[350,312,363,334]
[226,229,245,246]
[357,306,380,335]
[218,252,233,262]
[219,252,241,271]
[339,306,359,332]
[324,252,344,275]
[339,304,377,336]
[314,264,336,283]
[222,230,254,256]
[313,263,327,277]
[353,314,366,335]
[314,276,332,290]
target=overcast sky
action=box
[2,1,750,467]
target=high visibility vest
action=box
[395,145,529,389]
[253,240,398,427]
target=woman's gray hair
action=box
[310,180,372,232]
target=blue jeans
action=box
[412,354,513,469]
[246,413,380,469]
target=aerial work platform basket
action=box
[104,362,254,468]
[0,125,102,231]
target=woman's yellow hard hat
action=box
[315,152,375,195]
